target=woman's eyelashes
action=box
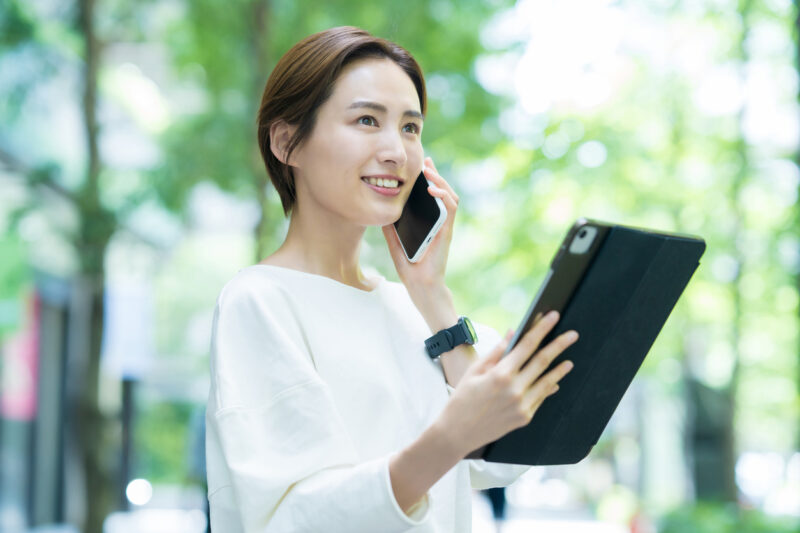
[355,115,421,135]
[402,122,421,134]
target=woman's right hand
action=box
[438,311,578,456]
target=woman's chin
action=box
[367,209,403,228]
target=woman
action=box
[206,26,577,532]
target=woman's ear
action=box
[269,120,297,165]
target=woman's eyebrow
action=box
[347,100,423,120]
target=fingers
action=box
[522,359,574,414]
[474,329,514,373]
[518,329,578,386]
[422,158,460,208]
[500,310,560,373]
[427,183,458,215]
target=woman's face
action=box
[289,57,424,227]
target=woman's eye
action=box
[403,123,420,134]
[358,116,377,127]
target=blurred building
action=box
[0,272,160,531]
[1,275,75,530]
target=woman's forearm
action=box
[388,417,465,514]
[438,344,478,387]
[410,283,478,387]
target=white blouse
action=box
[206,265,529,532]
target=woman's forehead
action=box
[330,58,421,114]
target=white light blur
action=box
[704,341,735,388]
[576,141,608,168]
[456,157,505,196]
[735,452,785,504]
[692,63,744,116]
[761,158,800,207]
[541,131,570,160]
[103,63,171,133]
[477,0,798,154]
[543,195,575,226]
[474,52,520,97]
[105,508,208,533]
[777,235,800,270]
[742,63,799,150]
[126,478,154,506]
[511,0,626,114]
[710,254,739,283]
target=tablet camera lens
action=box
[570,226,597,254]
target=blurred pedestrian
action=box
[187,406,210,532]
[484,486,508,531]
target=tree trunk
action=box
[682,0,754,503]
[77,273,116,533]
[250,0,276,262]
[76,0,118,531]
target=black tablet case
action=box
[469,221,705,465]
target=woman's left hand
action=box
[382,156,459,292]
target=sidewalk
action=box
[19,495,627,533]
[471,492,628,533]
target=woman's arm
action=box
[411,282,479,387]
[381,158,483,388]
[389,313,577,514]
[389,418,529,513]
[388,415,464,513]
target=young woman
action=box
[206,26,578,532]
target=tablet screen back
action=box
[469,220,705,465]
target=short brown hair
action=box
[256,26,427,216]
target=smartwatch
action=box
[425,316,478,359]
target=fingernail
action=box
[564,360,574,371]
[566,330,578,342]
[547,310,559,321]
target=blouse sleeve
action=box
[208,278,430,532]
[465,322,531,489]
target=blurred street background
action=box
[1,0,799,532]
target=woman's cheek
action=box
[408,143,424,171]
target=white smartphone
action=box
[393,171,448,263]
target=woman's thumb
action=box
[475,329,513,371]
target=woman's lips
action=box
[361,178,402,196]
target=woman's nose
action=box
[376,131,408,167]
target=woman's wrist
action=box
[410,282,478,386]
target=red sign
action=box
[0,293,40,421]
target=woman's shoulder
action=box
[216,265,293,310]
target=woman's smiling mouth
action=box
[361,176,403,196]
[362,176,401,188]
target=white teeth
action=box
[364,177,399,188]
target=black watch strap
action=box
[425,316,477,359]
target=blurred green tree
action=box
[1,0,797,529]
[0,0,122,531]
[444,0,799,517]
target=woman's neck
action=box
[259,209,376,291]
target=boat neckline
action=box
[248,263,385,294]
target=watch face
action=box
[462,316,477,344]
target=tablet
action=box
[466,218,706,465]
